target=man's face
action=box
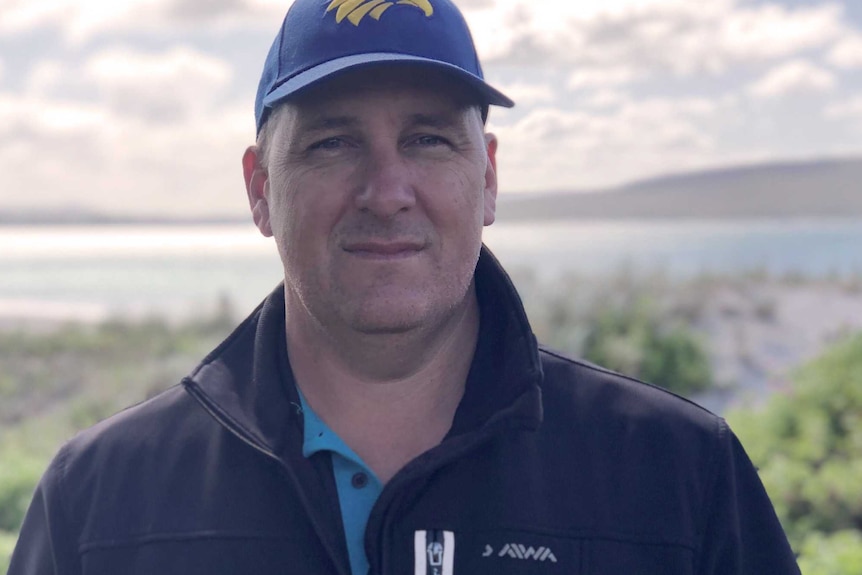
[247,68,498,337]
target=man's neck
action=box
[284,287,481,484]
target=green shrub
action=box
[0,451,45,532]
[581,296,712,396]
[797,530,862,575]
[728,333,862,558]
[0,530,19,574]
[517,269,713,397]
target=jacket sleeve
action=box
[8,447,80,575]
[696,422,800,575]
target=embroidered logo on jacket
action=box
[326,0,433,26]
[494,543,558,563]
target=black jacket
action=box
[10,249,799,574]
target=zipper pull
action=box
[414,529,454,575]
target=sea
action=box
[2,218,862,323]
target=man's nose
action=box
[354,149,417,218]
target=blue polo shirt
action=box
[298,391,383,575]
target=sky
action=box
[1,0,862,218]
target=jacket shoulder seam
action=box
[693,417,729,568]
[538,345,719,417]
[54,441,77,565]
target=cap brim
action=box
[262,52,515,112]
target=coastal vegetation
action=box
[525,268,713,396]
[1,271,861,570]
[0,310,237,571]
[728,332,862,573]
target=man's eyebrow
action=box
[295,115,359,134]
[292,110,468,136]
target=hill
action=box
[2,157,861,226]
[496,157,862,221]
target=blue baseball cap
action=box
[254,0,514,134]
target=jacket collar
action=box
[184,246,544,458]
[449,247,544,436]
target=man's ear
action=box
[483,133,498,227]
[242,146,272,237]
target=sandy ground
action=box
[694,280,862,413]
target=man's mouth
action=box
[342,240,425,259]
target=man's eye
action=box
[414,135,447,146]
[310,138,344,151]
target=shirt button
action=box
[351,472,368,489]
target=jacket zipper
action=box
[369,408,535,575]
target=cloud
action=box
[491,81,554,105]
[455,0,495,8]
[490,96,720,191]
[748,59,836,99]
[582,89,630,109]
[3,0,854,75]
[1,47,248,218]
[25,60,65,96]
[83,46,233,123]
[567,66,641,91]
[3,0,862,216]
[0,94,111,210]
[827,35,862,69]
[0,95,106,137]
[716,3,844,62]
[163,0,249,22]
[23,47,234,123]
[825,97,862,120]
[0,91,251,216]
[0,0,285,43]
[468,0,849,79]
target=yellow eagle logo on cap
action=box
[326,0,433,26]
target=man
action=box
[10,0,800,573]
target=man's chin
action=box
[332,284,470,337]
[348,311,425,336]
[343,299,438,336]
